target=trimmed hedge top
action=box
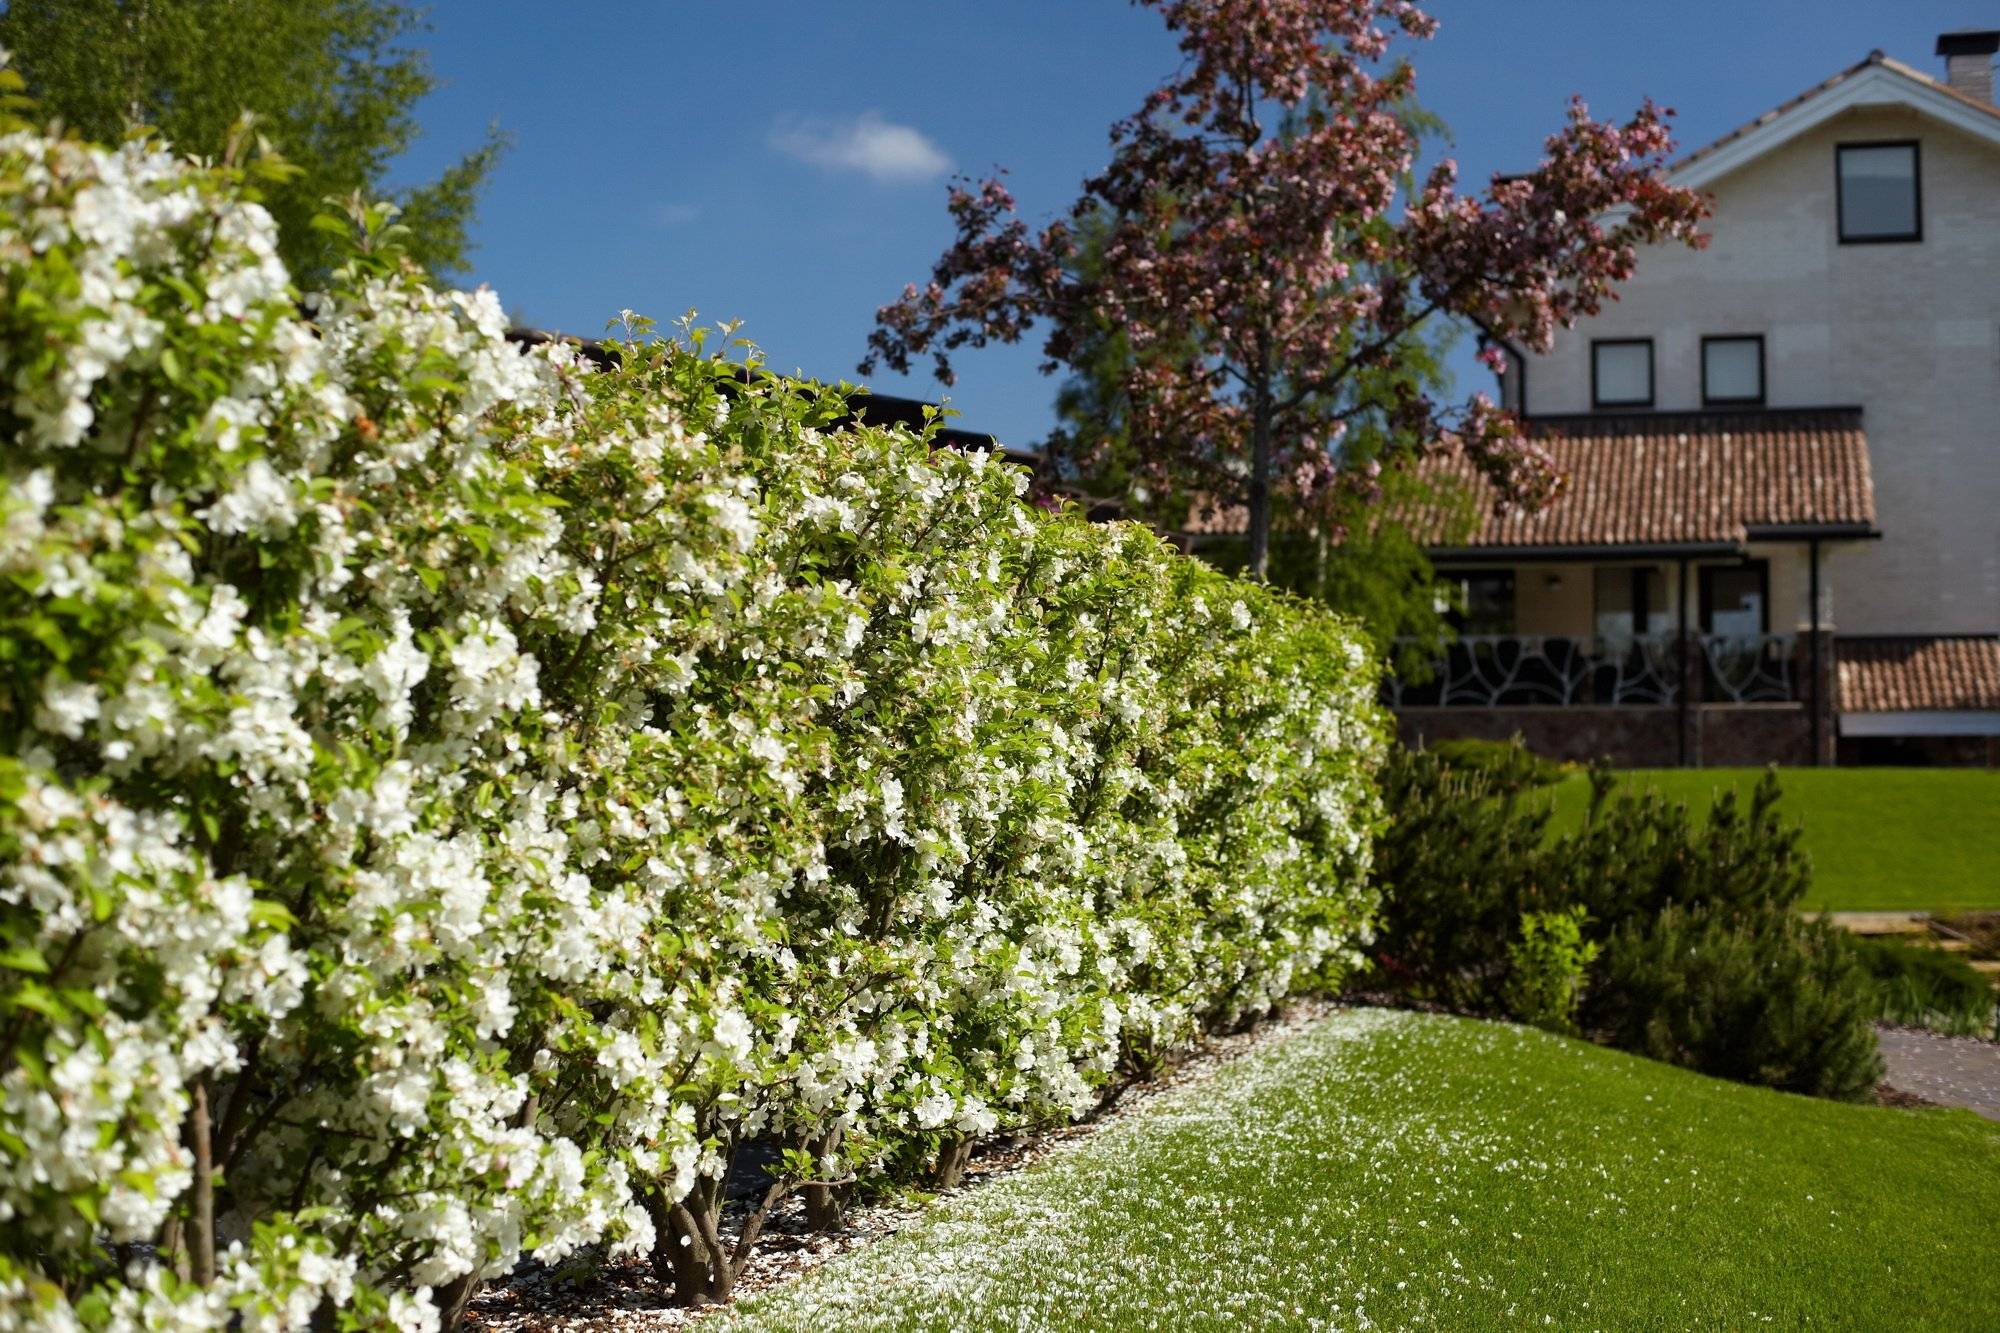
[0,123,1385,1327]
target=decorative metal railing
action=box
[1698,632,1799,704]
[1387,632,1803,708]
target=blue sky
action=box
[394,1,1997,448]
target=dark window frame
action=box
[1593,564,1666,637]
[1482,337,1526,414]
[1439,567,1516,637]
[1700,334,1766,406]
[1835,139,1922,245]
[1590,337,1655,409]
[1698,559,1770,635]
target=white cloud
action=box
[654,202,700,226]
[768,111,952,184]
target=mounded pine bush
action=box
[0,112,1385,1327]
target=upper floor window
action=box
[1482,338,1524,413]
[1701,335,1765,405]
[1836,141,1921,243]
[1591,338,1654,408]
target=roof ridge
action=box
[1671,48,2000,178]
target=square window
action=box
[1594,565,1667,642]
[1837,142,1920,243]
[1443,570,1514,636]
[1702,335,1764,404]
[1591,339,1653,408]
[1700,562,1768,638]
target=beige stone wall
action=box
[1520,105,2000,636]
[1512,562,1595,635]
[1488,552,1819,637]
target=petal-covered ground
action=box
[722,1009,2000,1331]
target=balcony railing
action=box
[1387,633,1803,708]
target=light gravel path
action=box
[1878,1026,2000,1120]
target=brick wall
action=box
[1396,703,1813,767]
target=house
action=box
[1401,31,2000,768]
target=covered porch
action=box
[1393,408,1878,767]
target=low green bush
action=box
[1372,742,1883,1100]
[1598,905,1883,1101]
[1502,907,1599,1035]
[1426,735,1573,793]
[1857,938,1996,1037]
[1372,746,1555,1011]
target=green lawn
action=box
[1537,767,2000,913]
[725,1010,2000,1331]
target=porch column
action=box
[1676,557,1699,767]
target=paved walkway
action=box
[1878,1026,2000,1121]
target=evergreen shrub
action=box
[1373,744,1884,1101]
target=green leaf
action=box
[0,945,50,975]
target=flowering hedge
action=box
[0,117,1384,1330]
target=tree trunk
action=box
[435,1272,483,1332]
[931,1135,974,1191]
[188,1079,216,1286]
[1246,380,1275,581]
[801,1125,844,1232]
[647,1188,717,1304]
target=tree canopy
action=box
[0,0,501,281]
[864,0,1709,580]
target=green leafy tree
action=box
[1044,191,1474,674]
[0,0,502,280]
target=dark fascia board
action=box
[1836,631,2000,642]
[1428,526,1880,562]
[1426,541,1741,563]
[1522,404,1865,428]
[1743,522,1882,541]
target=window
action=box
[1836,141,1921,243]
[1699,562,1768,637]
[1442,570,1515,636]
[1594,566,1667,642]
[1484,338,1525,413]
[1701,335,1764,405]
[1591,339,1653,408]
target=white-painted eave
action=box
[1840,710,2000,737]
[1669,60,2000,192]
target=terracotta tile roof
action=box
[1423,408,1877,551]
[1838,636,2000,713]
[1178,408,1877,548]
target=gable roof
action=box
[1669,50,2000,190]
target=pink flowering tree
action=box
[862,0,1710,579]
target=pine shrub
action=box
[1598,904,1883,1101]
[1374,743,1884,1102]
[1371,746,1558,1010]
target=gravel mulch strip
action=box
[464,998,1345,1331]
[1877,1024,2000,1121]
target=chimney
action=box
[1936,30,2000,104]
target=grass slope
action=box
[1538,768,2000,913]
[725,1010,2000,1331]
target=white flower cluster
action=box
[0,120,1383,1329]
